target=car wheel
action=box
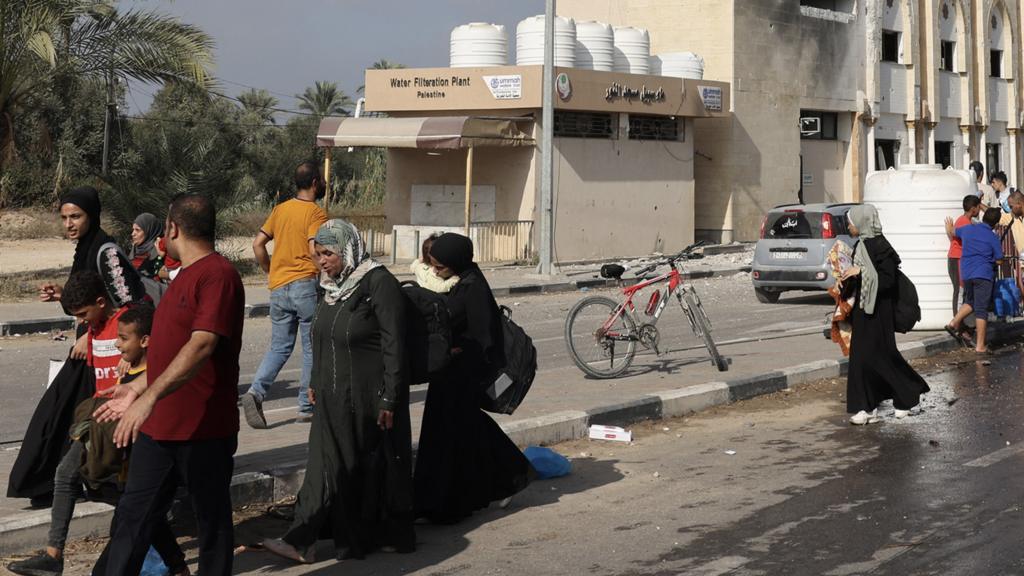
[755,288,781,304]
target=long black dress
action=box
[414,265,532,523]
[847,236,930,413]
[283,267,415,557]
[6,222,112,500]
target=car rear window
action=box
[765,211,816,239]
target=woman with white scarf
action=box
[841,205,929,425]
[263,219,414,563]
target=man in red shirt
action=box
[93,194,244,576]
[947,195,982,315]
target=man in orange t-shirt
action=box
[241,161,328,428]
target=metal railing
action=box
[344,215,388,257]
[469,220,535,263]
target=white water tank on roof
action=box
[613,26,650,74]
[516,15,576,67]
[863,164,975,330]
[651,52,705,79]
[574,21,614,71]
[450,23,508,68]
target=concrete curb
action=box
[2,267,753,330]
[5,307,1005,556]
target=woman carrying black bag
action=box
[413,233,533,524]
[841,205,930,425]
[262,219,414,564]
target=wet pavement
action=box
[16,345,1023,576]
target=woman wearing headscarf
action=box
[841,205,930,425]
[129,212,165,279]
[263,219,414,564]
[8,187,146,505]
[413,233,532,523]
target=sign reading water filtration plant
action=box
[604,82,666,104]
[483,75,523,100]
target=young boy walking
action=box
[946,208,1004,353]
[7,273,186,576]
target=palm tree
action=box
[295,81,353,118]
[237,88,278,124]
[0,0,214,166]
[357,59,405,94]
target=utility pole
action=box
[101,65,114,176]
[538,0,556,275]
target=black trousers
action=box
[93,433,236,576]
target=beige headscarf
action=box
[847,205,883,314]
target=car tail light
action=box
[821,213,835,239]
[759,215,768,239]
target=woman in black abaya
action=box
[7,187,142,505]
[414,233,532,523]
[841,205,929,425]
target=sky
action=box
[125,0,545,116]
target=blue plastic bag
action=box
[524,446,572,479]
[994,278,1020,318]
[139,546,168,576]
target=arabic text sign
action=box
[483,75,523,100]
[698,85,723,112]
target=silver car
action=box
[751,203,858,303]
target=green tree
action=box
[0,0,214,168]
[357,59,405,94]
[237,88,278,124]
[295,81,352,118]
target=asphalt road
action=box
[35,344,1024,576]
[0,273,833,444]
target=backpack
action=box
[400,281,452,385]
[893,270,921,333]
[481,305,537,415]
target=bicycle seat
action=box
[600,264,625,279]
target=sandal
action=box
[944,325,969,347]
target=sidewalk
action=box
[3,312,1020,554]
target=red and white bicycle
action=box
[564,242,728,378]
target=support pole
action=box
[323,151,332,212]
[464,146,474,236]
[538,0,556,275]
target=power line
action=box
[216,77,296,100]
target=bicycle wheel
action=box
[565,295,637,379]
[683,290,728,372]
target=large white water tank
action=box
[450,23,508,68]
[516,15,576,67]
[613,26,650,74]
[574,21,614,71]
[863,164,975,330]
[651,52,705,79]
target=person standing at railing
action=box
[241,161,328,429]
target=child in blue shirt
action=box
[945,207,1003,353]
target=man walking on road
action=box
[242,161,328,428]
[92,194,245,576]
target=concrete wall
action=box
[550,128,695,262]
[384,147,536,227]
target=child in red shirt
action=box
[947,195,982,316]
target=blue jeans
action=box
[247,277,317,413]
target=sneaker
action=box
[894,409,911,419]
[7,551,63,576]
[849,409,879,425]
[296,412,313,424]
[241,393,268,429]
[262,538,314,564]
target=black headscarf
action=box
[60,187,113,275]
[429,233,474,274]
[129,212,163,262]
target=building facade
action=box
[560,0,1024,241]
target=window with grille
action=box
[553,111,615,139]
[628,115,680,141]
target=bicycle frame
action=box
[599,264,685,341]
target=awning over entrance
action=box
[315,116,534,149]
